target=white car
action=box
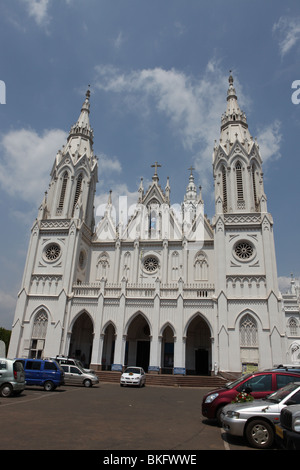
[120,367,146,387]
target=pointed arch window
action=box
[236,161,244,201]
[30,310,48,359]
[240,314,257,347]
[72,173,83,216]
[239,313,259,366]
[288,318,298,336]
[194,252,208,280]
[222,166,228,213]
[57,171,68,215]
[252,164,259,211]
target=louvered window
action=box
[72,173,83,215]
[222,166,227,212]
[58,171,68,213]
[236,162,244,201]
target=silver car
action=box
[60,364,99,387]
[221,382,300,449]
[0,358,26,397]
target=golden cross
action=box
[151,161,161,175]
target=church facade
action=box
[8,76,288,375]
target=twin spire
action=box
[68,87,94,145]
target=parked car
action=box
[268,364,300,374]
[15,358,64,391]
[60,364,99,387]
[0,358,26,397]
[220,381,300,449]
[120,367,146,387]
[275,404,300,450]
[52,356,95,375]
[202,370,300,424]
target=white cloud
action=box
[98,152,122,174]
[94,61,249,191]
[273,16,300,57]
[19,0,74,28]
[114,31,126,49]
[278,275,293,294]
[256,120,282,164]
[0,128,67,204]
[21,0,51,27]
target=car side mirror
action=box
[243,386,252,394]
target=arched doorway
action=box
[69,312,93,368]
[185,315,211,375]
[101,323,116,370]
[161,325,174,374]
[125,314,150,371]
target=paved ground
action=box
[0,382,266,452]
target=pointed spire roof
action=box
[68,88,94,145]
[184,166,197,203]
[219,73,252,145]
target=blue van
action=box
[15,358,64,391]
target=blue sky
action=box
[0,0,300,329]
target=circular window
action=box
[234,241,254,260]
[44,243,61,261]
[143,256,159,273]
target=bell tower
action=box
[212,74,283,372]
[40,89,98,229]
[213,74,266,215]
[8,90,98,359]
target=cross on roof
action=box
[188,166,195,175]
[151,161,161,175]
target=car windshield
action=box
[125,367,140,374]
[265,382,300,403]
[225,374,253,389]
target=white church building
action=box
[8,75,293,375]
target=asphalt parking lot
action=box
[0,382,265,452]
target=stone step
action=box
[95,370,227,388]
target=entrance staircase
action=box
[95,370,227,388]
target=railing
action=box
[72,281,215,299]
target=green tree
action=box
[0,328,11,356]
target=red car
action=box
[202,370,300,425]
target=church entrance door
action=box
[125,314,150,372]
[186,315,211,375]
[68,312,93,368]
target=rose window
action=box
[143,256,159,273]
[44,243,61,261]
[234,242,254,260]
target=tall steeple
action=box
[213,73,265,214]
[43,89,98,227]
[67,88,94,158]
[219,73,252,145]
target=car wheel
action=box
[0,383,13,397]
[245,419,274,449]
[83,379,92,388]
[44,381,54,391]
